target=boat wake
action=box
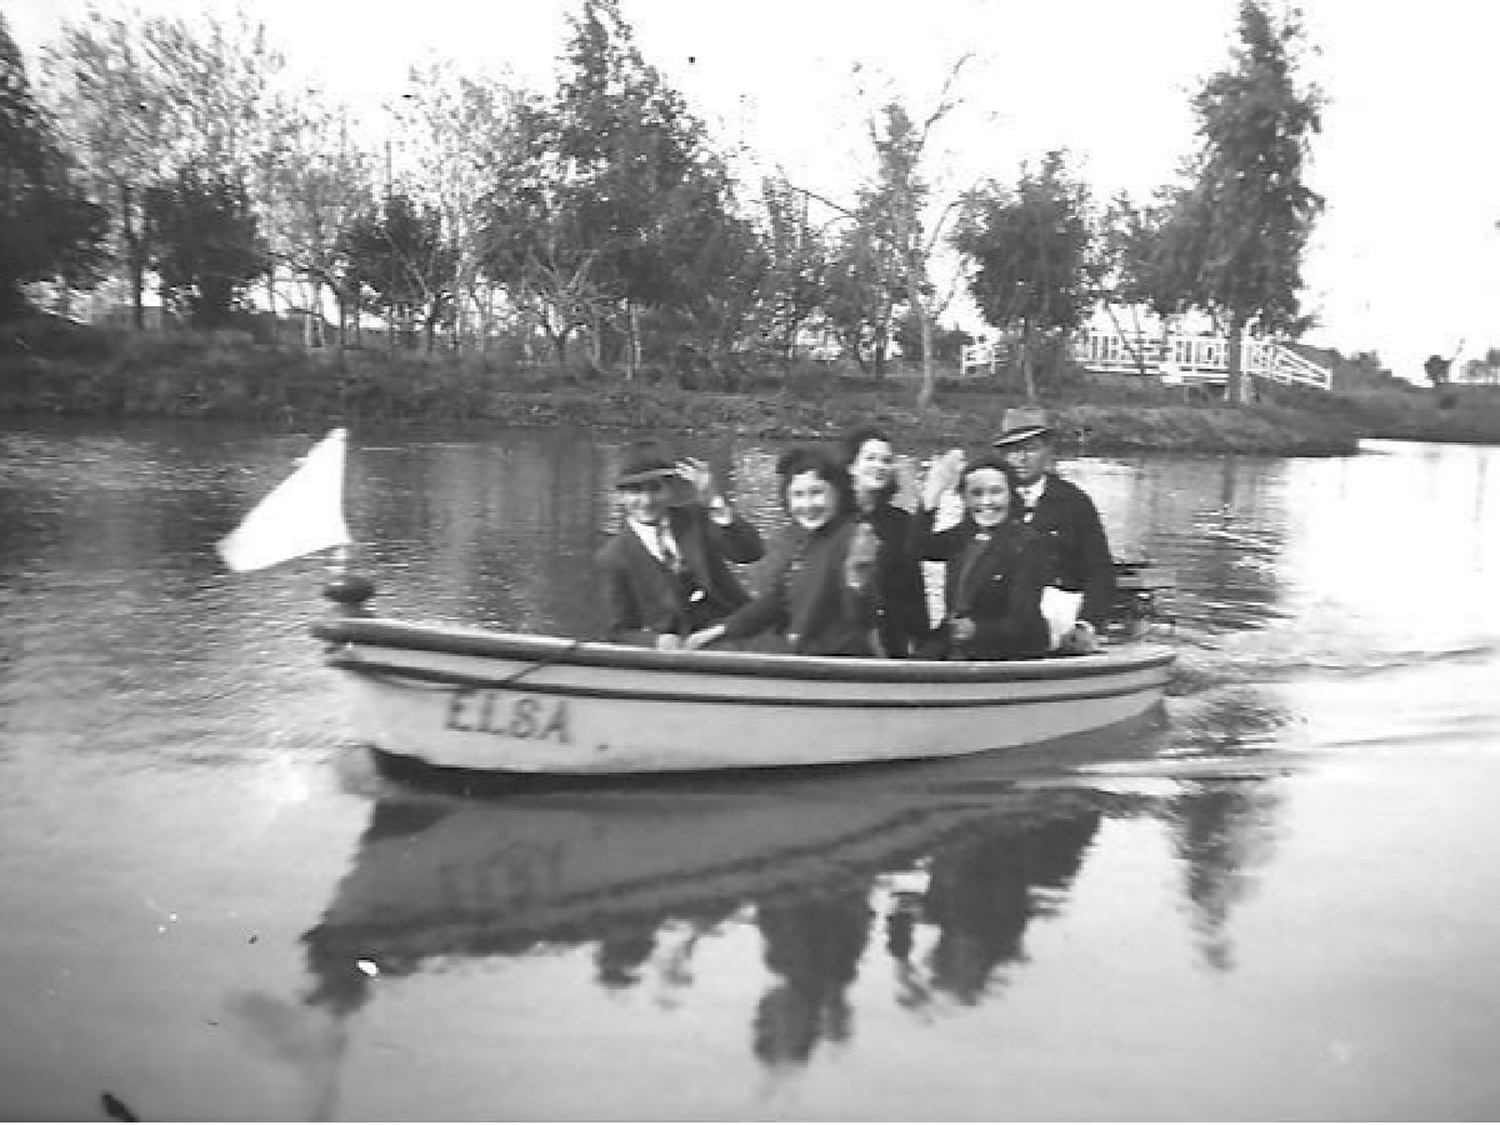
[1163,634,1499,695]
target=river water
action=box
[1,419,1498,1121]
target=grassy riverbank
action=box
[4,318,1497,455]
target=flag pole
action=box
[323,542,376,615]
[320,439,373,614]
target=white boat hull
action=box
[313,618,1175,775]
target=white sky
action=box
[8,0,1499,381]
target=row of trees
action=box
[0,17,107,317]
[2,0,1323,405]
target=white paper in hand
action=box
[1040,586,1083,650]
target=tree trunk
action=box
[120,184,145,331]
[1020,321,1038,401]
[1103,302,1151,377]
[547,322,568,365]
[917,312,936,408]
[913,288,937,409]
[1225,315,1247,405]
[627,301,642,380]
[477,284,494,355]
[304,279,321,348]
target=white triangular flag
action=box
[217,429,352,572]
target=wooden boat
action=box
[312,615,1175,777]
[213,428,1176,779]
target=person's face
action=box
[849,438,894,494]
[963,467,1012,527]
[618,478,669,525]
[786,470,837,530]
[1000,436,1050,485]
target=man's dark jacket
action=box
[1023,474,1116,628]
[596,504,763,646]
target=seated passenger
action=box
[910,452,1052,660]
[992,406,1114,653]
[841,425,931,657]
[687,446,881,657]
[596,439,764,650]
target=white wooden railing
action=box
[961,331,1332,392]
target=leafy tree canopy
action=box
[951,150,1096,398]
[551,0,738,312]
[1166,0,1324,400]
[955,150,1096,332]
[0,13,107,316]
[145,164,266,326]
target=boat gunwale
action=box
[327,655,1169,707]
[314,616,1176,684]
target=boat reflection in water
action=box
[299,723,1161,1078]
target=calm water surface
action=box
[1,420,1498,1121]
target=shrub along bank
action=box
[3,320,1495,455]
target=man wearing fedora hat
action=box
[992,406,1116,649]
[596,439,764,649]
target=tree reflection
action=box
[1157,681,1291,970]
[1168,779,1281,971]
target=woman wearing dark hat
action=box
[992,406,1114,652]
[686,446,882,657]
[596,439,764,650]
[840,425,932,657]
[908,451,1053,660]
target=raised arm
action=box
[908,448,968,561]
[679,457,764,563]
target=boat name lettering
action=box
[445,688,571,743]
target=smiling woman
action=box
[690,445,881,657]
[910,453,1053,660]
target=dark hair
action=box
[959,456,1022,511]
[840,425,897,505]
[775,446,856,517]
[839,425,892,464]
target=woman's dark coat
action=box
[909,509,1053,660]
[860,500,931,657]
[719,515,879,657]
